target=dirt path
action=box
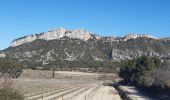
[90,86,121,100]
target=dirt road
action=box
[91,86,121,100]
[74,85,121,100]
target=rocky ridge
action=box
[1,28,170,71]
[10,27,155,47]
[11,27,92,47]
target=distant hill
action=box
[0,27,170,72]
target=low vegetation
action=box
[119,56,170,99]
[0,77,24,100]
[0,87,24,100]
[0,59,23,78]
[0,59,24,100]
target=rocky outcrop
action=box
[11,35,37,47]
[111,49,170,62]
[0,53,6,58]
[122,34,155,41]
[10,28,156,47]
[65,29,92,41]
[10,27,93,47]
[39,27,66,40]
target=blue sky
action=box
[0,0,170,50]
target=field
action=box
[20,70,117,80]
[11,70,121,100]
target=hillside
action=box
[0,28,170,71]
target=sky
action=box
[0,0,170,50]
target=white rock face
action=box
[112,49,132,61]
[11,35,37,47]
[123,34,154,41]
[10,28,156,47]
[66,29,91,41]
[39,27,66,40]
[10,27,92,47]
[0,53,6,58]
[45,50,55,61]
[63,49,77,61]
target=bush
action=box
[0,59,23,78]
[119,56,161,85]
[0,77,24,100]
[149,62,170,92]
[0,88,24,100]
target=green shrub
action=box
[119,56,161,85]
[0,59,23,78]
[119,56,170,94]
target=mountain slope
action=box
[0,28,170,71]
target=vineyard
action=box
[13,78,121,100]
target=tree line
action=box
[119,56,170,98]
